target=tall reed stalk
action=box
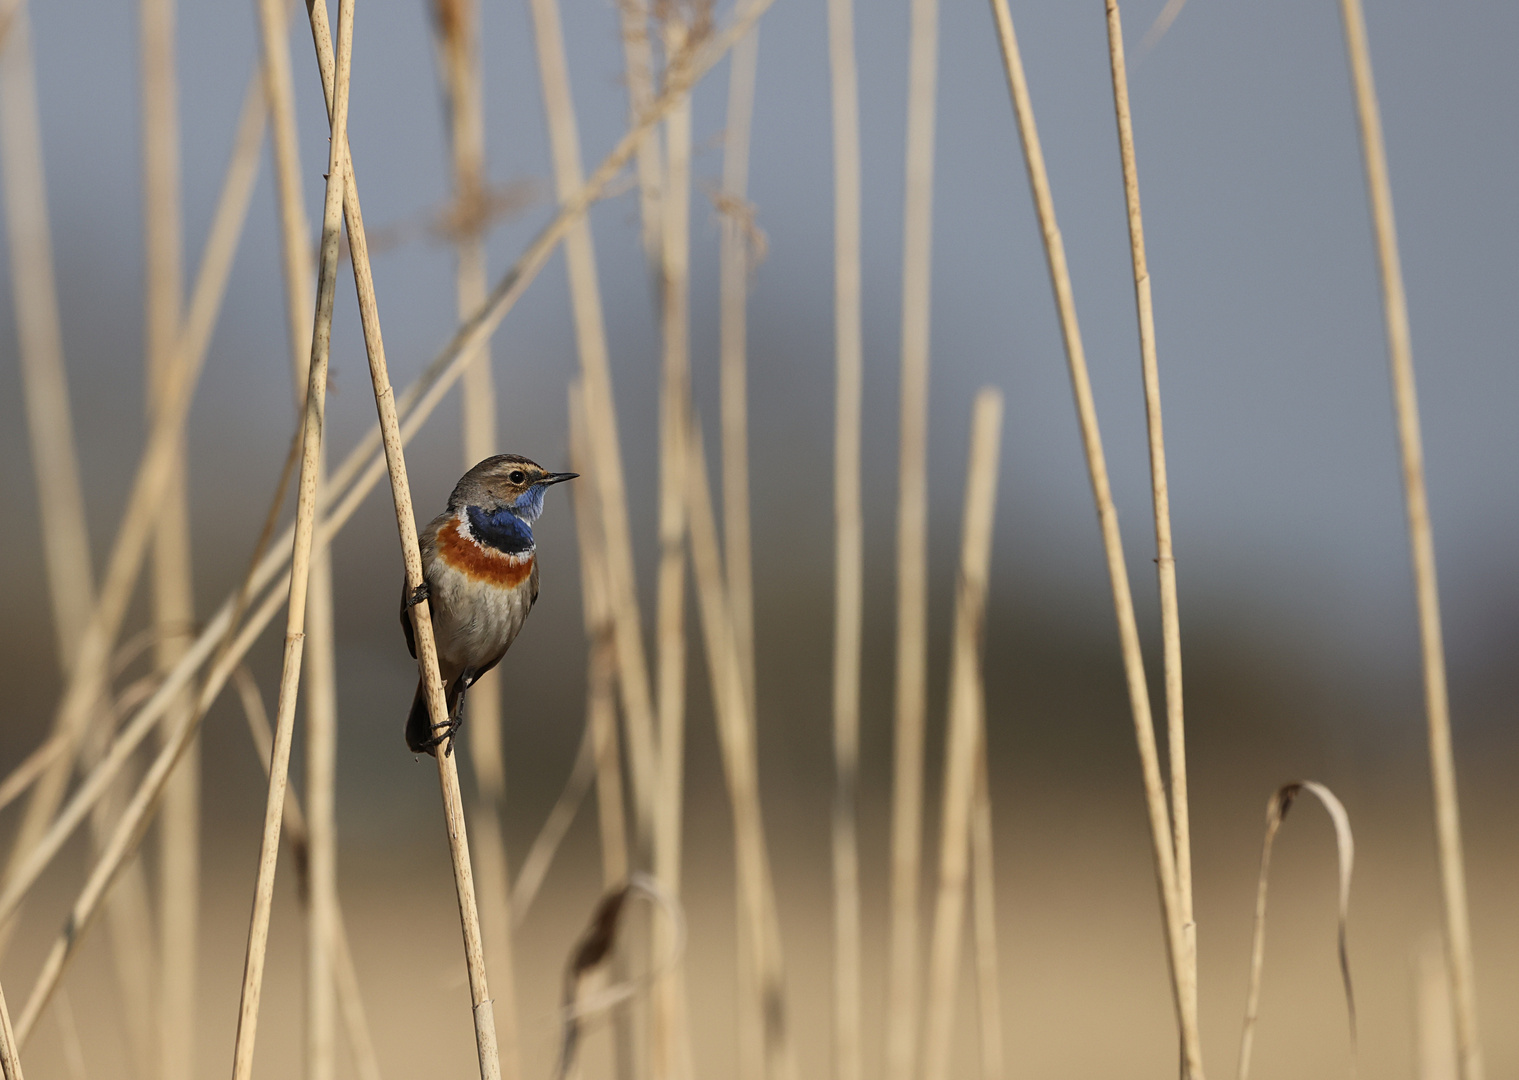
[921,389,1002,1080]
[140,1,200,1072]
[431,1,523,1073]
[985,1,1204,1074]
[0,979,21,1080]
[229,0,352,1070]
[824,0,863,1073]
[1103,0,1195,1027]
[616,0,662,278]
[1336,3,1481,1075]
[887,0,939,1074]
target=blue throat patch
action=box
[466,504,535,555]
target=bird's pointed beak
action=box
[540,471,579,486]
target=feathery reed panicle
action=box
[685,420,797,1080]
[1103,0,1195,1024]
[1335,4,1481,1075]
[887,0,939,1072]
[824,0,864,1072]
[921,389,1003,1080]
[1237,782,1357,1080]
[525,0,660,845]
[430,0,523,1072]
[651,9,696,1079]
[984,1,1203,1074]
[140,0,201,1072]
[229,0,352,1069]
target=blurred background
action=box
[0,0,1515,1076]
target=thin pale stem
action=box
[617,0,663,277]
[1336,3,1480,1076]
[0,978,21,1080]
[1103,0,1195,1033]
[887,0,939,1073]
[969,744,1004,1080]
[985,0,1203,1074]
[825,0,863,1072]
[921,390,1002,1080]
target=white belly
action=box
[428,561,533,673]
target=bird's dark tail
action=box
[405,676,462,755]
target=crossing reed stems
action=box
[140,0,201,1071]
[824,0,863,1072]
[887,0,939,1072]
[985,1,1204,1074]
[0,0,771,933]
[921,389,1003,1080]
[651,10,695,1078]
[685,419,796,1080]
[233,667,386,1080]
[228,0,350,1066]
[1103,0,1196,1027]
[0,58,267,962]
[1335,3,1481,1075]
[524,0,660,848]
[430,0,523,1071]
[0,739,63,816]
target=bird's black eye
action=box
[509,470,526,484]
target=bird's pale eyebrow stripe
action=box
[437,518,534,587]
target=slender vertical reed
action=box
[824,0,863,1072]
[685,420,796,1080]
[616,0,663,276]
[229,0,351,1068]
[887,0,939,1073]
[0,978,21,1080]
[431,1,522,1072]
[969,747,1004,1080]
[1103,0,1195,1025]
[985,1,1203,1074]
[921,389,1003,1080]
[1336,4,1481,1075]
[524,0,660,842]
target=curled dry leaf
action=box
[1238,780,1357,1080]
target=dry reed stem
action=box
[0,1,771,923]
[0,61,267,962]
[824,0,863,1072]
[140,0,200,1071]
[233,666,386,1080]
[301,0,504,1072]
[228,0,351,1066]
[0,738,63,816]
[569,383,633,1080]
[525,0,660,846]
[984,1,1203,1073]
[1336,4,1481,1075]
[510,723,597,919]
[652,12,694,1079]
[921,389,1003,1080]
[0,1,95,667]
[886,0,939,1073]
[430,0,522,1071]
[1138,0,1189,54]
[685,418,796,1080]
[616,0,663,275]
[969,744,1004,1080]
[719,24,759,716]
[1103,0,1195,1023]
[1237,782,1357,1080]
[0,977,22,1080]
[255,1,342,1073]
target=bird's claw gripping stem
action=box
[405,581,430,608]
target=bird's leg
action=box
[405,581,431,608]
[422,671,471,757]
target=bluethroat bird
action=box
[401,454,577,754]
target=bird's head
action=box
[451,454,578,522]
